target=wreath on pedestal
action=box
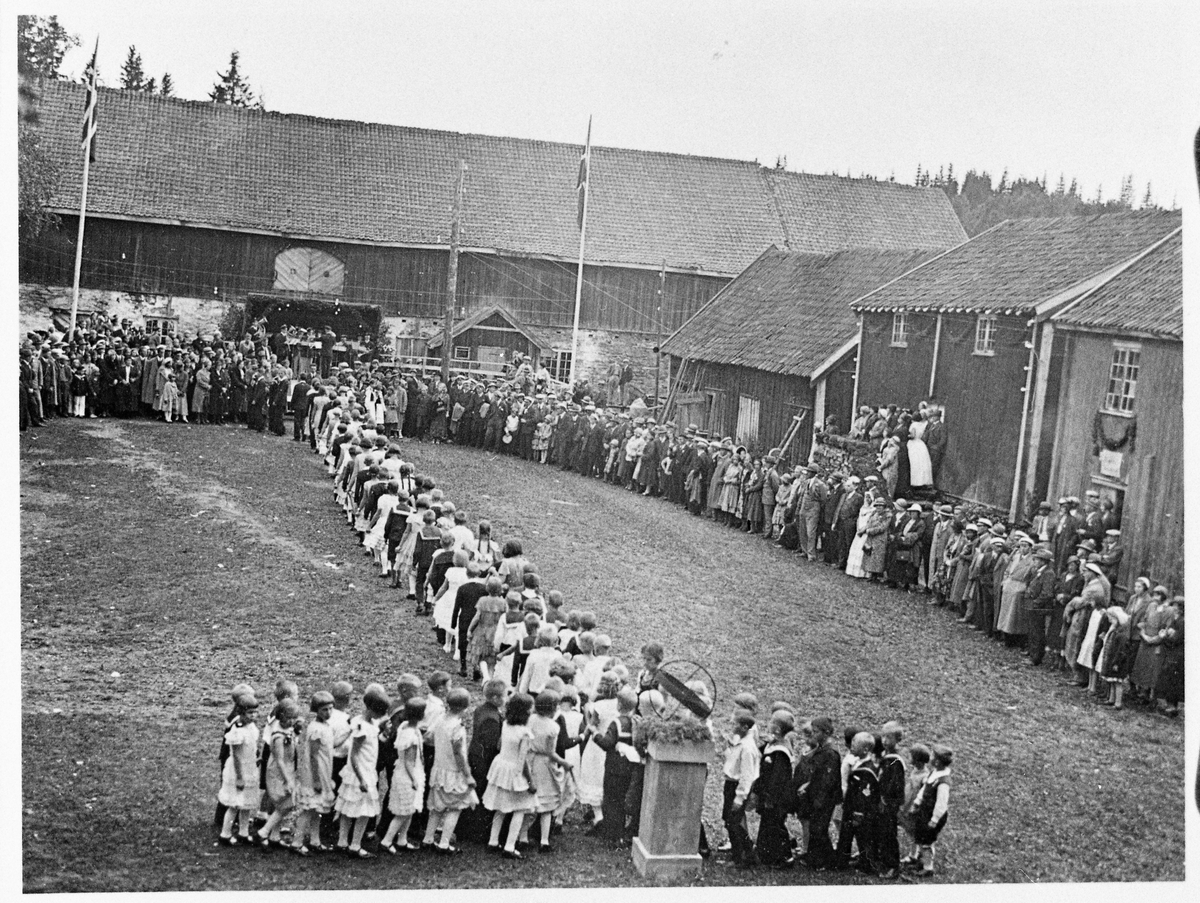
[1092,410,1136,456]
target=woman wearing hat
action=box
[878,437,901,498]
[1129,585,1175,704]
[844,490,875,579]
[887,503,925,591]
[1156,597,1184,716]
[1073,562,1113,691]
[995,533,1038,646]
[862,497,891,581]
[947,523,978,613]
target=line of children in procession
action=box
[213,393,957,878]
[215,673,955,878]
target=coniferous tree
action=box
[1141,182,1153,208]
[160,73,175,97]
[210,50,261,108]
[120,45,146,91]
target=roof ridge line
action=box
[1050,226,1183,325]
[848,220,1007,310]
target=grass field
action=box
[20,418,1185,891]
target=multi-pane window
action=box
[974,314,997,355]
[452,345,471,361]
[549,349,573,382]
[890,311,909,347]
[1104,344,1140,414]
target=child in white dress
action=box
[257,698,299,848]
[380,699,426,853]
[291,691,335,856]
[578,671,623,826]
[422,689,479,853]
[482,693,537,858]
[217,690,261,845]
[525,691,575,851]
[334,683,391,858]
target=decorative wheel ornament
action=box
[652,660,717,720]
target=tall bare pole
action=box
[569,116,592,387]
[654,259,665,408]
[441,160,466,386]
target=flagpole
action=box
[569,116,591,387]
[70,38,99,342]
[69,144,92,341]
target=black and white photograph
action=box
[7,1,1198,896]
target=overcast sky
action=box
[19,1,1200,205]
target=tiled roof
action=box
[1052,230,1182,340]
[661,246,934,377]
[31,79,965,275]
[849,210,1183,314]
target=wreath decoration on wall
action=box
[1092,410,1136,456]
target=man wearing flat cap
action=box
[1024,545,1058,665]
[797,466,829,561]
[1051,497,1081,571]
[1098,529,1124,585]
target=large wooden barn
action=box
[19,78,966,385]
[1040,230,1183,591]
[848,210,1182,516]
[660,246,934,460]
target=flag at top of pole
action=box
[576,117,591,230]
[80,38,99,163]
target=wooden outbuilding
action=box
[661,246,934,459]
[424,305,552,371]
[1039,229,1183,590]
[849,210,1182,515]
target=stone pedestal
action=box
[631,738,715,880]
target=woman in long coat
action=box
[844,494,874,579]
[996,536,1037,643]
[228,354,247,423]
[115,351,139,417]
[862,498,891,580]
[708,446,731,520]
[948,524,978,612]
[878,438,900,498]
[1129,586,1174,700]
[97,349,118,417]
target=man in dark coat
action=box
[248,371,269,432]
[1051,496,1081,571]
[268,374,289,435]
[831,475,863,568]
[290,373,311,441]
[924,408,947,483]
[1077,489,1105,547]
[688,439,713,515]
[1024,545,1058,665]
[820,473,844,564]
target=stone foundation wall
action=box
[19,284,231,339]
[388,317,666,401]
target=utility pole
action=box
[654,259,665,409]
[441,160,466,386]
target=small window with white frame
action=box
[549,349,573,383]
[974,314,997,355]
[890,311,909,347]
[1103,342,1140,414]
[452,345,471,361]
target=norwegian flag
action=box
[576,117,592,230]
[80,39,99,163]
